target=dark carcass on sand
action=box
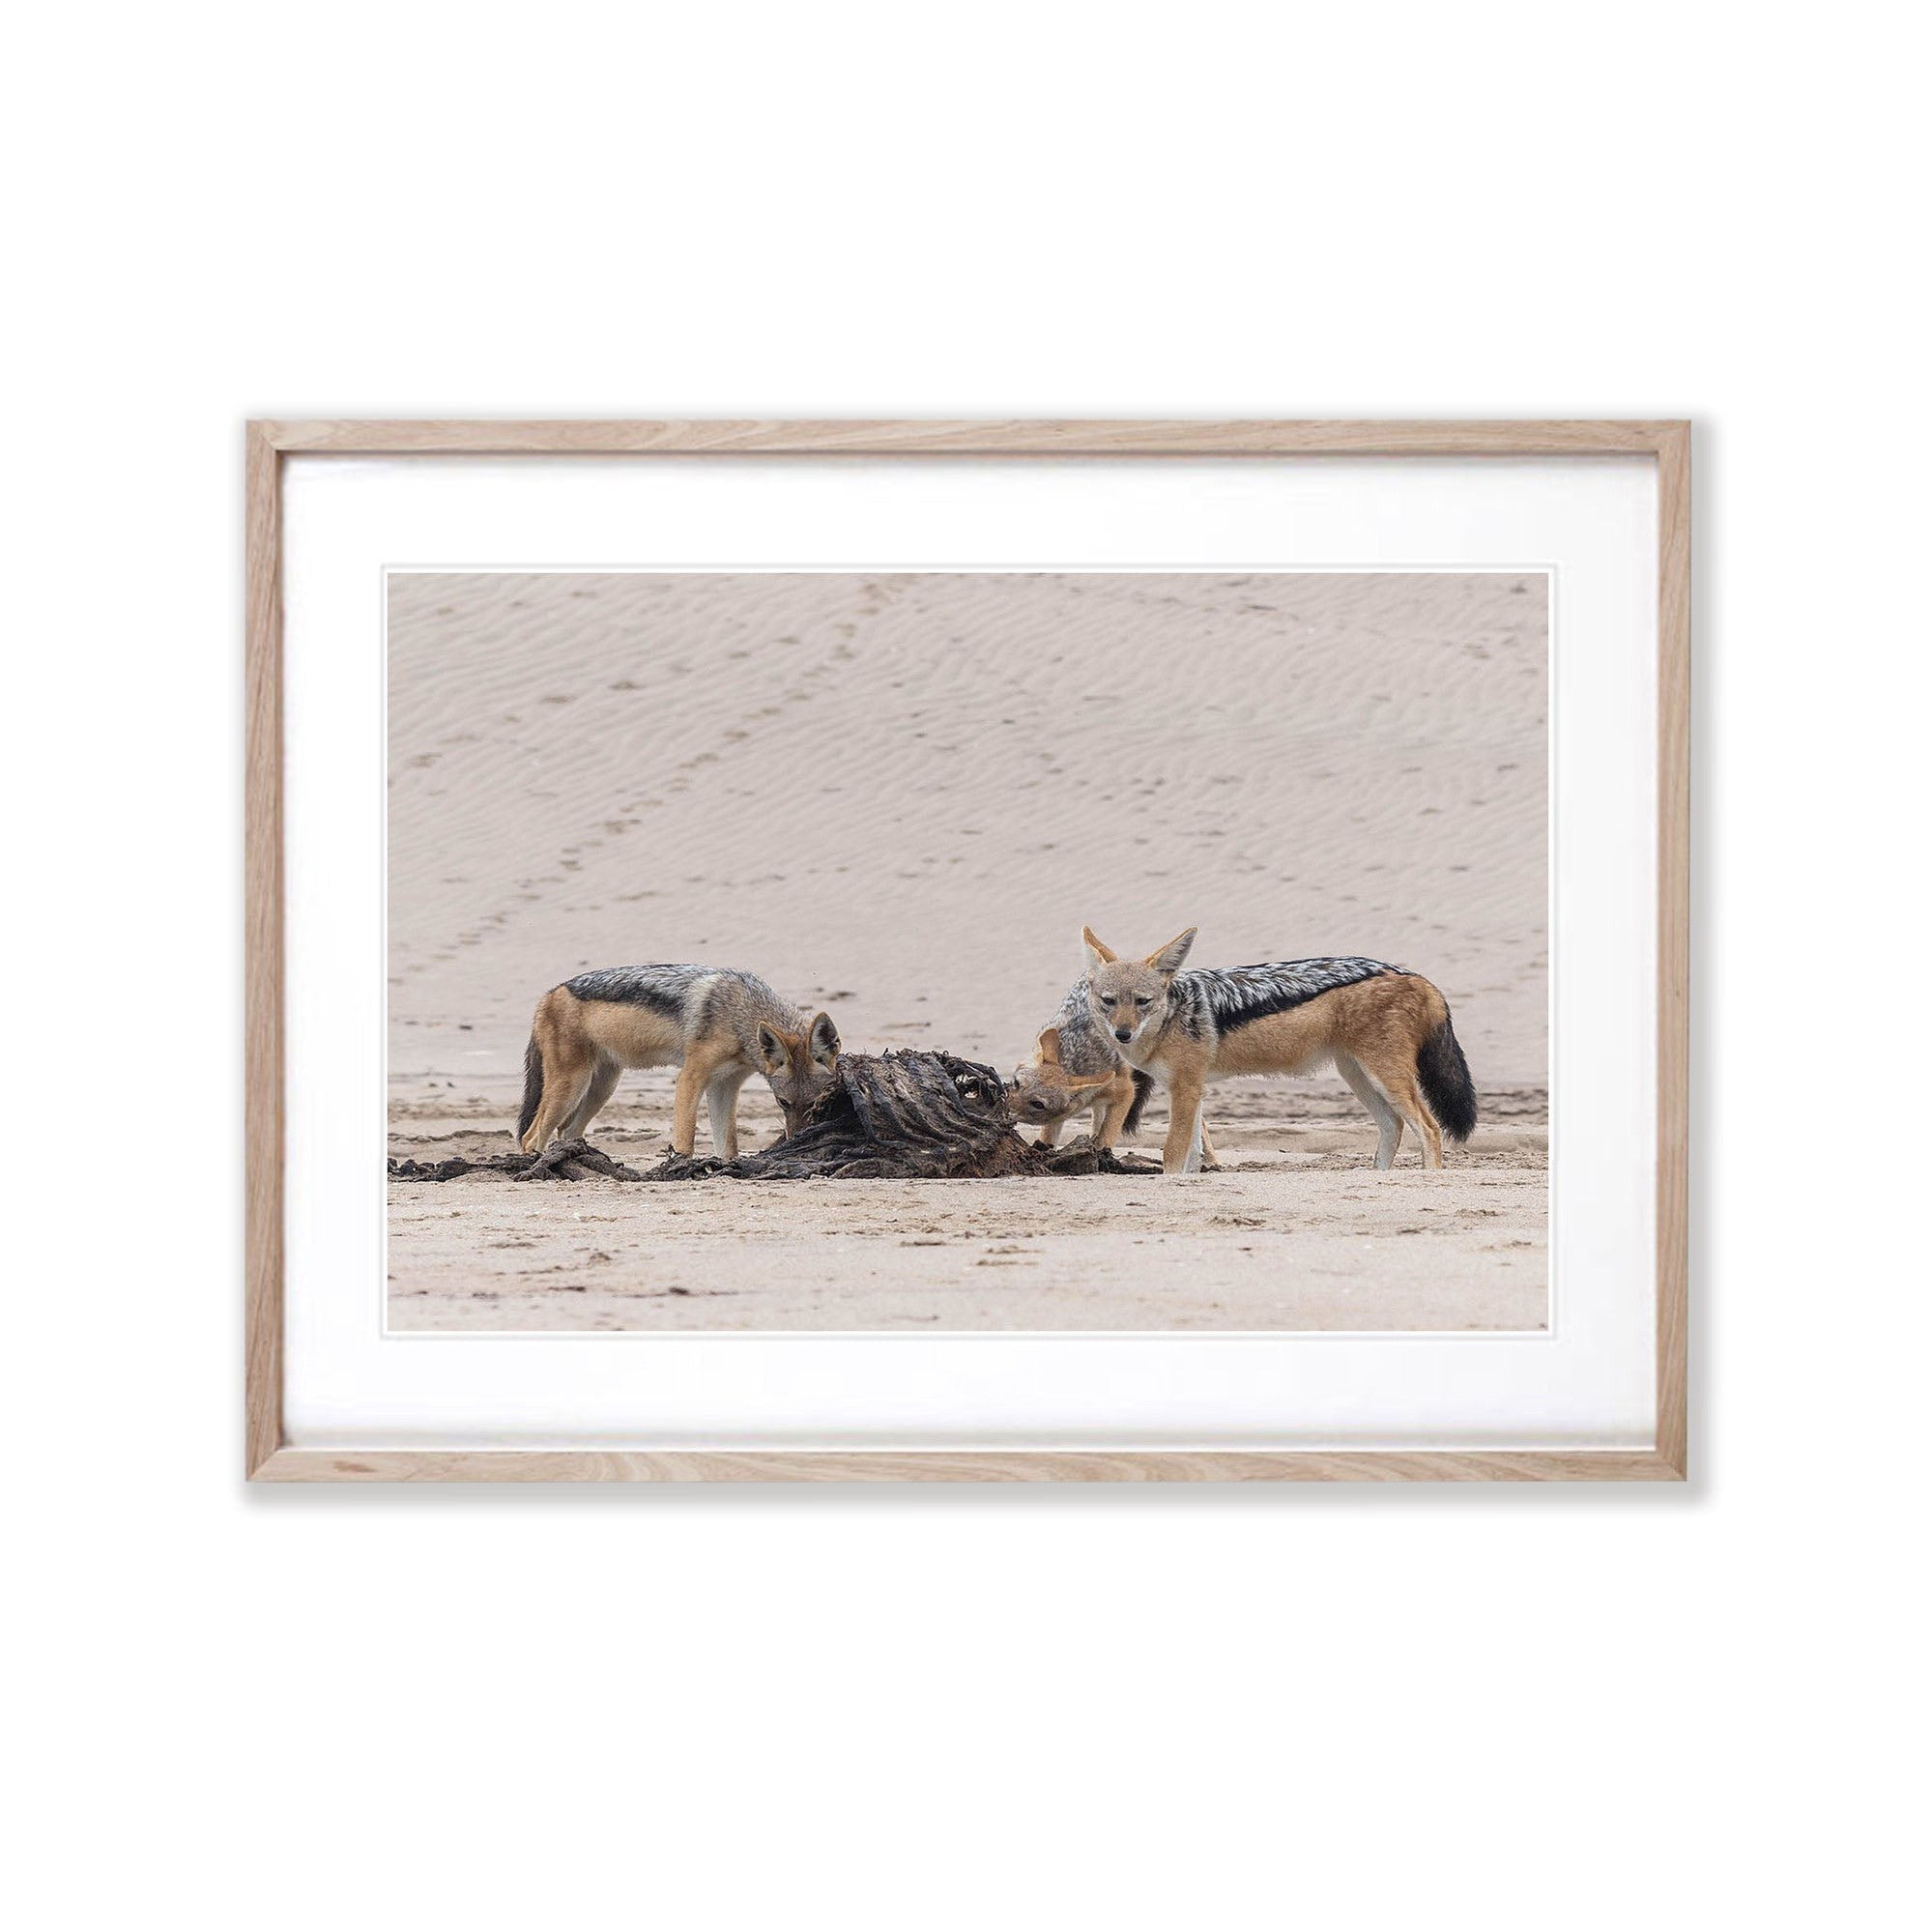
[388,1050,1146,1184]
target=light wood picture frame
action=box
[245,418,1689,1483]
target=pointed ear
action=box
[1036,1026,1062,1066]
[756,1023,790,1074]
[807,1011,840,1068]
[1145,927,1197,976]
[1081,925,1117,970]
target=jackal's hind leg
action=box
[524,1046,597,1152]
[1336,1053,1404,1169]
[1197,1117,1222,1171]
[559,1057,621,1143]
[1379,1064,1444,1170]
[1408,1084,1446,1170]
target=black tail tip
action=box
[1417,1017,1478,1144]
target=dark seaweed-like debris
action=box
[388,1050,1150,1184]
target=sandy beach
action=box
[388,571,1547,1330]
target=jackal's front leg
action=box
[1161,1073,1206,1175]
[706,1066,751,1161]
[672,1045,735,1157]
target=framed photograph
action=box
[246,419,1688,1482]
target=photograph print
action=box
[386,569,1547,1331]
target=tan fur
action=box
[1008,1027,1132,1147]
[1009,1025,1221,1167]
[1082,929,1459,1175]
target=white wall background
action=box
[6,5,1924,1928]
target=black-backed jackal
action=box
[516,965,840,1157]
[1008,977,1223,1168]
[1080,927,1477,1176]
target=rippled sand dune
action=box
[388,571,1547,1330]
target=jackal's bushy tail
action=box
[516,1032,544,1141]
[1416,1013,1478,1143]
[1122,1068,1155,1137]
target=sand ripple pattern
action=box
[388,571,1547,1096]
